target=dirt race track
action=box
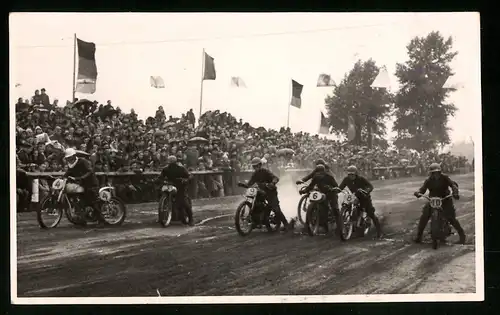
[16,174,477,297]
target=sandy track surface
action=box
[16,174,476,297]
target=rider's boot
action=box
[414,214,429,243]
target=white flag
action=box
[150,76,165,89]
[371,67,391,89]
[442,76,464,89]
[230,77,246,88]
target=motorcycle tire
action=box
[62,196,82,225]
[430,209,441,250]
[101,197,127,226]
[158,195,173,228]
[297,194,309,225]
[235,201,254,236]
[37,195,63,229]
[340,206,354,240]
[305,203,321,236]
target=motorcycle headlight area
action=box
[429,198,442,208]
[308,191,324,201]
[162,185,177,193]
[245,188,257,197]
[52,179,64,190]
[99,190,112,201]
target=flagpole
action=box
[72,33,77,103]
[287,79,291,129]
[199,48,205,120]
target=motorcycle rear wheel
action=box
[37,195,63,229]
[158,195,173,228]
[235,201,253,236]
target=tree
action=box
[325,59,393,147]
[392,31,458,151]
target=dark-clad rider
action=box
[305,164,342,234]
[156,155,194,226]
[63,148,105,224]
[338,165,382,238]
[296,159,335,184]
[413,163,466,244]
[241,157,291,231]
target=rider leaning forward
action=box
[304,163,342,235]
[413,163,466,244]
[156,155,194,226]
[338,165,383,238]
[241,157,292,232]
[63,148,105,225]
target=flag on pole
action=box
[203,52,216,80]
[316,74,336,87]
[290,80,303,108]
[150,76,165,88]
[347,116,356,141]
[371,66,391,89]
[75,38,98,94]
[319,112,329,134]
[230,77,246,88]
[442,75,464,89]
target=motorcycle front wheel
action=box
[101,197,127,226]
[305,203,321,236]
[340,206,354,240]
[37,195,63,229]
[158,195,173,228]
[235,201,254,236]
[430,209,441,250]
[297,194,309,225]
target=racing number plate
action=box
[309,191,323,201]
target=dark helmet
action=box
[429,163,441,173]
[315,164,326,172]
[315,159,326,166]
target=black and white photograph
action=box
[10,12,483,303]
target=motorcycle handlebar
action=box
[418,193,453,201]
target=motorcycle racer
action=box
[413,163,466,244]
[338,165,382,238]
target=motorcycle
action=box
[417,193,453,249]
[157,180,192,227]
[296,184,310,225]
[304,186,346,241]
[234,182,281,236]
[36,176,127,229]
[339,189,373,240]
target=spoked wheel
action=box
[297,195,309,225]
[265,210,281,232]
[158,195,173,228]
[305,204,321,236]
[340,206,354,240]
[235,201,254,236]
[37,196,63,229]
[101,197,127,226]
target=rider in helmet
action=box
[413,163,465,244]
[296,159,335,185]
[338,165,382,238]
[240,157,291,231]
[63,147,104,224]
[305,163,343,234]
[156,155,194,226]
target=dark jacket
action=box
[301,164,335,182]
[307,172,339,193]
[159,163,192,186]
[64,158,99,188]
[247,168,279,188]
[339,175,374,193]
[417,174,459,198]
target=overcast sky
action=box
[10,12,480,144]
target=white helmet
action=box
[64,148,77,158]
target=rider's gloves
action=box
[453,194,460,200]
[266,183,276,190]
[414,191,421,198]
[295,180,303,185]
[357,188,368,195]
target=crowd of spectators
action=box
[16,88,470,178]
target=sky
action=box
[9,12,481,144]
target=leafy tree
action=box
[325,59,393,147]
[392,31,458,151]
